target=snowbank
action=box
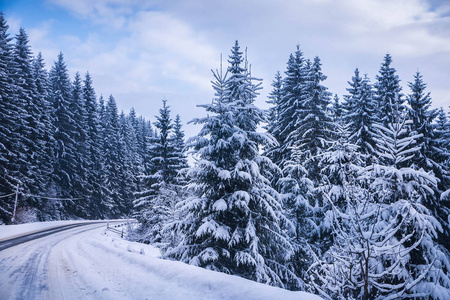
[0,221,321,299]
[96,230,322,300]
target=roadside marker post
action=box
[11,184,19,224]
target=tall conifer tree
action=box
[0,13,22,223]
[374,54,403,126]
[49,52,77,217]
[83,72,105,218]
[268,46,307,168]
[31,52,55,218]
[342,69,377,163]
[166,42,297,288]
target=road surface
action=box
[0,222,106,251]
[0,221,126,300]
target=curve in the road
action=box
[0,222,107,251]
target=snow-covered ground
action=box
[0,222,321,300]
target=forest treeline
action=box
[0,13,175,222]
[1,13,450,299]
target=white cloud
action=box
[47,0,154,28]
[6,15,21,33]
[29,0,450,136]
[26,21,61,67]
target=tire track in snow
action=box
[0,223,321,300]
[0,223,108,300]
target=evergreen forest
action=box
[1,13,449,299]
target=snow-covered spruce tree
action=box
[374,54,403,126]
[331,94,343,125]
[130,110,154,177]
[0,13,22,223]
[114,111,136,215]
[134,100,182,244]
[70,72,90,216]
[407,72,450,252]
[165,42,297,288]
[435,108,449,188]
[265,71,283,140]
[366,104,450,299]
[434,108,449,164]
[12,27,43,205]
[318,138,363,209]
[31,52,56,219]
[277,55,337,285]
[101,95,123,217]
[123,110,143,184]
[308,146,371,299]
[170,113,189,192]
[171,114,188,175]
[266,45,308,169]
[82,72,106,219]
[264,71,284,186]
[342,69,377,164]
[49,52,78,218]
[407,71,441,174]
[288,55,336,238]
[290,56,336,183]
[101,95,136,218]
[309,103,450,299]
[159,113,190,249]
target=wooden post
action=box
[11,184,19,223]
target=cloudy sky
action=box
[3,0,450,138]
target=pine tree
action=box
[310,181,450,300]
[331,94,343,124]
[290,56,336,182]
[31,52,55,219]
[70,72,90,216]
[83,72,105,218]
[407,72,438,170]
[126,108,145,186]
[116,111,136,215]
[158,113,190,249]
[12,28,41,202]
[266,71,283,138]
[435,108,449,184]
[437,107,450,209]
[374,54,403,126]
[0,13,22,223]
[171,114,188,179]
[165,42,297,288]
[102,95,122,217]
[367,104,449,298]
[263,71,284,186]
[124,110,142,178]
[132,111,154,176]
[407,73,450,251]
[267,45,308,169]
[342,69,377,162]
[435,108,449,156]
[134,100,182,244]
[49,52,78,218]
[310,106,450,299]
[152,100,178,184]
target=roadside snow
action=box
[0,222,322,299]
[65,228,322,299]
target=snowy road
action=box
[0,222,107,251]
[0,222,321,300]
